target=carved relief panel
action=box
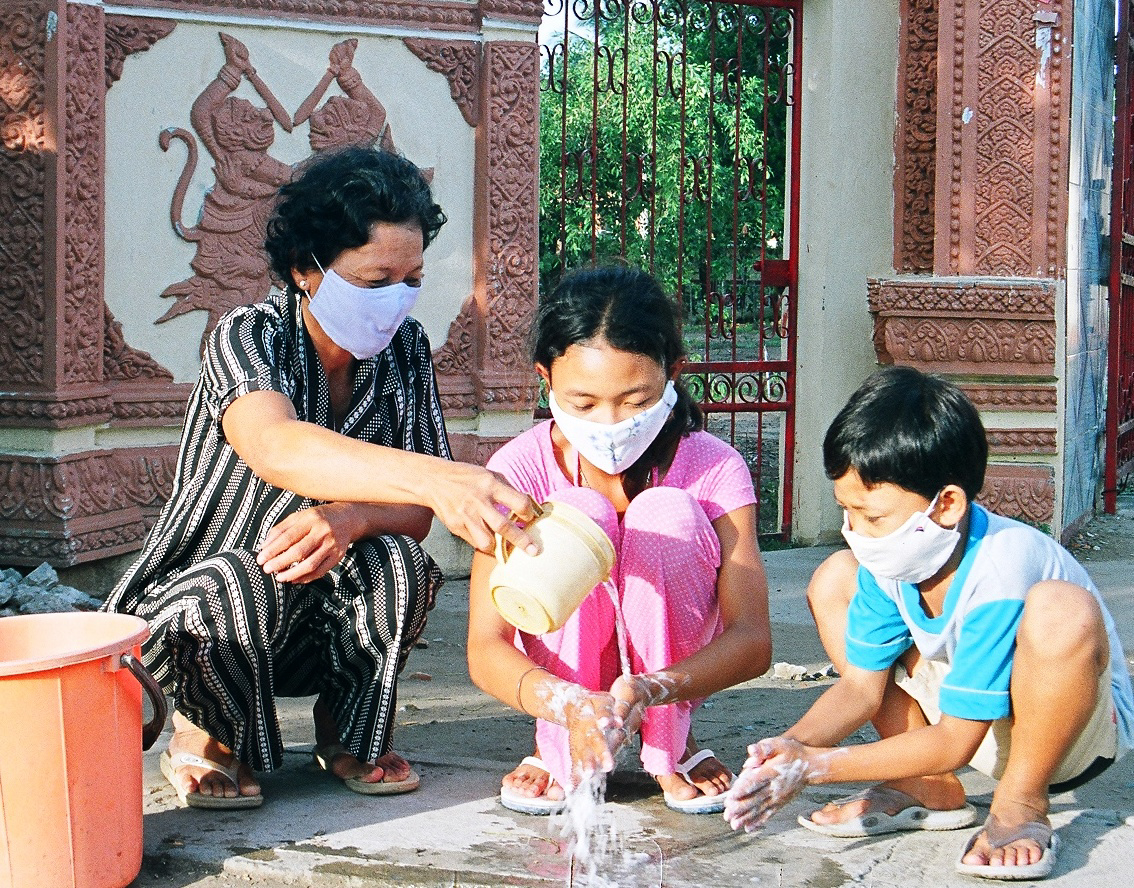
[934,0,1068,277]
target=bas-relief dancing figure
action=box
[159,34,293,344]
[300,38,433,181]
[159,34,421,350]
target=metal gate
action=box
[1106,0,1134,511]
[539,0,802,540]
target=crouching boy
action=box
[724,366,1134,880]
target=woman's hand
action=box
[425,461,538,556]
[257,503,364,584]
[723,736,813,833]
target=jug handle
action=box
[122,653,169,751]
[495,497,544,564]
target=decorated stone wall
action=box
[0,0,541,567]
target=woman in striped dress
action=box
[106,147,535,808]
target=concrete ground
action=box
[126,512,1134,888]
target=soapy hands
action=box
[723,736,814,832]
[552,671,688,789]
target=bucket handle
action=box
[122,654,168,751]
[495,498,543,564]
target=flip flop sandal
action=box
[798,785,977,837]
[663,748,733,814]
[955,813,1059,880]
[160,749,263,809]
[499,756,568,815]
[313,743,421,796]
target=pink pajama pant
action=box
[517,486,722,789]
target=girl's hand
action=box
[723,737,812,833]
[563,691,624,785]
[257,503,363,583]
[607,671,684,742]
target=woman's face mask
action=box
[840,492,961,583]
[549,380,678,475]
[306,260,420,359]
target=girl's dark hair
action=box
[823,365,988,499]
[264,145,446,286]
[532,264,703,488]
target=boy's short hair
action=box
[823,365,988,500]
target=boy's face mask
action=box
[548,380,678,475]
[840,493,961,583]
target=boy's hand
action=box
[723,736,812,832]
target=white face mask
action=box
[306,263,420,360]
[841,493,961,584]
[549,380,678,475]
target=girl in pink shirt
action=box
[467,265,772,814]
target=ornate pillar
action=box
[876,0,1069,529]
[428,2,543,465]
[0,2,178,566]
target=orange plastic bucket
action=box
[0,612,166,888]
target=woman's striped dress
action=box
[104,290,448,771]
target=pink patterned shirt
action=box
[487,421,756,521]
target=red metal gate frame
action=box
[681,0,802,540]
[539,0,802,540]
[1106,0,1134,512]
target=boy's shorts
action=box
[895,658,1118,789]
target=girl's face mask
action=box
[840,492,961,583]
[306,259,420,359]
[549,380,678,475]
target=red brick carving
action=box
[986,428,1057,454]
[104,310,174,383]
[404,38,481,127]
[104,15,176,87]
[961,383,1057,412]
[935,0,1068,276]
[62,2,106,387]
[433,294,480,417]
[978,463,1055,525]
[0,447,178,566]
[479,0,545,23]
[446,433,512,466]
[478,42,540,409]
[0,394,115,426]
[868,278,1055,375]
[895,0,937,272]
[110,0,479,33]
[0,2,49,388]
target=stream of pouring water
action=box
[552,580,637,886]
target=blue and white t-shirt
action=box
[845,504,1134,753]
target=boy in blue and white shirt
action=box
[724,366,1134,881]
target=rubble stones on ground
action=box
[770,661,839,682]
[0,563,103,616]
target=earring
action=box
[299,280,308,289]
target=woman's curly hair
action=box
[265,145,446,287]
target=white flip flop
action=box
[313,743,421,796]
[955,814,1059,880]
[499,756,568,815]
[798,786,977,837]
[663,748,732,814]
[160,749,263,809]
